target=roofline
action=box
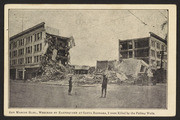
[10,22,45,41]
[149,32,167,44]
[119,37,150,42]
[119,32,167,45]
[46,33,69,40]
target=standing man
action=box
[68,76,72,95]
[101,74,108,98]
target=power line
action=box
[158,10,168,19]
[127,10,147,26]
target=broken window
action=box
[120,51,128,58]
[141,58,149,64]
[135,49,149,57]
[140,65,145,72]
[119,41,128,50]
[135,38,149,48]
[128,41,133,49]
[129,51,133,58]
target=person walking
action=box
[68,76,72,95]
[101,74,108,98]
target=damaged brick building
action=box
[119,32,167,70]
[9,22,75,80]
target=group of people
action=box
[68,74,108,98]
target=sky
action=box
[9,9,168,66]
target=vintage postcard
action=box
[4,4,176,116]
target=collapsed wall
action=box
[31,34,75,82]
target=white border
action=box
[4,4,176,116]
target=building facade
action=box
[119,32,167,70]
[9,22,74,80]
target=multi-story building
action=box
[9,22,75,80]
[119,32,167,70]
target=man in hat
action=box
[101,74,108,98]
[68,76,72,95]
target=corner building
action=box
[9,22,73,80]
[119,32,167,70]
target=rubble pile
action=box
[31,60,68,82]
[30,34,76,82]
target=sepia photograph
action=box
[4,4,176,116]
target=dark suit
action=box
[101,75,108,98]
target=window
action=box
[135,38,149,48]
[19,39,24,46]
[40,43,42,51]
[34,55,42,63]
[26,36,33,44]
[34,34,37,41]
[18,48,24,56]
[12,50,17,57]
[129,51,133,58]
[141,58,149,64]
[34,43,42,52]
[37,32,42,40]
[18,58,24,64]
[119,42,128,50]
[25,57,32,64]
[151,40,155,47]
[34,32,42,41]
[151,50,155,57]
[157,51,161,59]
[128,41,132,49]
[156,42,160,49]
[26,46,32,54]
[13,41,17,48]
[120,51,128,58]
[140,65,145,72]
[12,59,17,65]
[161,45,165,51]
[37,44,39,51]
[135,49,149,57]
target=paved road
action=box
[10,81,166,108]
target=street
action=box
[10,81,167,108]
